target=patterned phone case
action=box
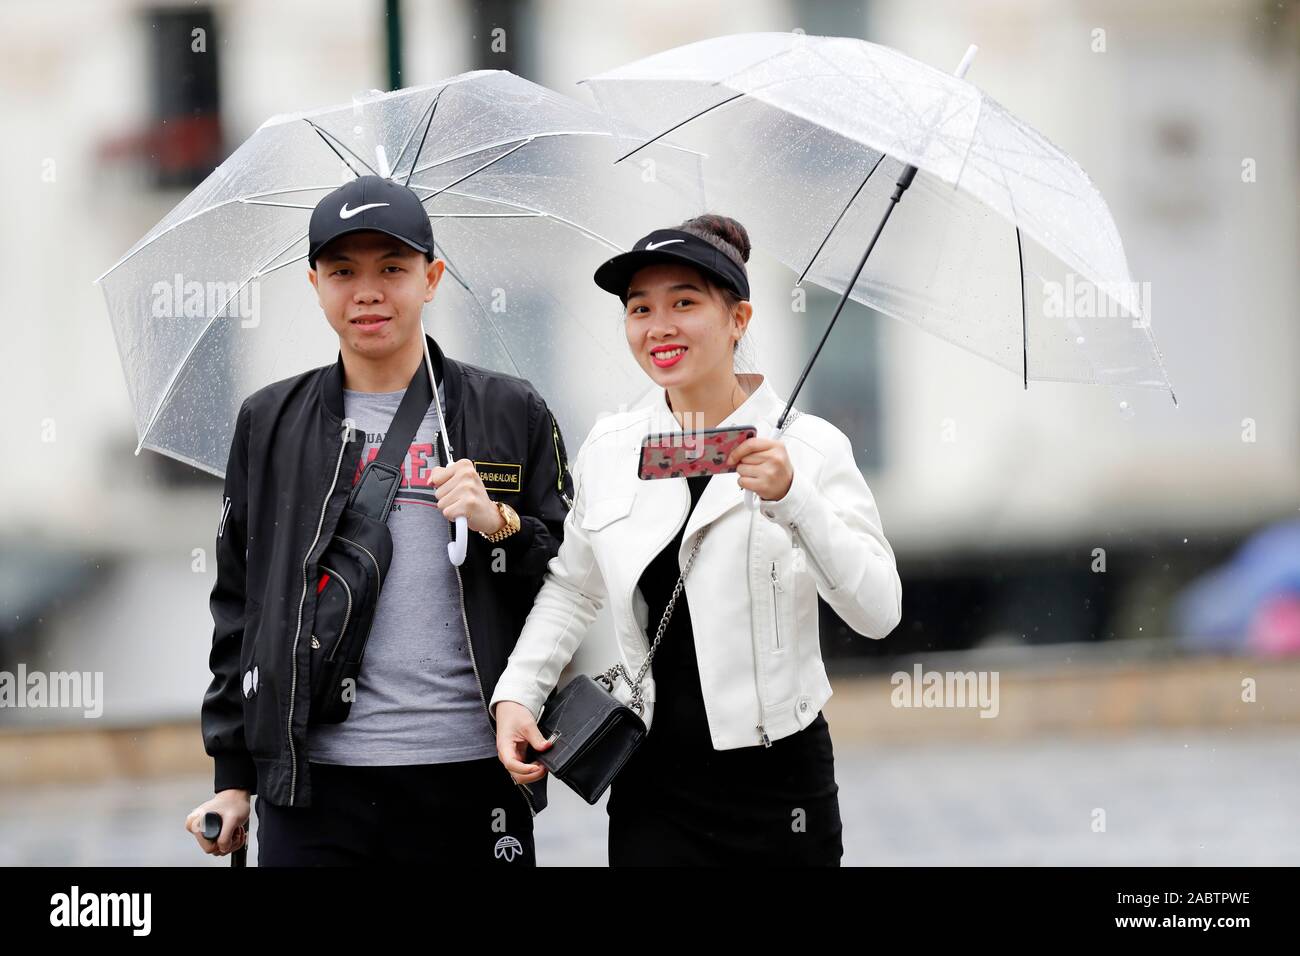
[638,426,757,479]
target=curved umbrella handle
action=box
[448,515,468,565]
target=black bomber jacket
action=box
[201,332,573,814]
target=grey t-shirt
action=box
[307,379,498,765]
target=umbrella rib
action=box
[996,157,1174,400]
[393,86,444,182]
[414,138,532,201]
[805,44,927,135]
[406,128,702,183]
[97,128,694,283]
[612,91,745,164]
[1015,224,1027,390]
[416,180,626,255]
[952,92,984,191]
[988,158,1058,389]
[431,240,524,378]
[797,152,886,285]
[238,199,316,210]
[582,38,799,162]
[427,216,629,375]
[398,86,447,186]
[428,212,540,220]
[405,136,537,179]
[133,229,306,455]
[93,186,363,282]
[304,118,378,177]
[252,249,310,278]
[427,195,622,254]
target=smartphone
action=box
[638,424,757,480]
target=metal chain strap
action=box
[595,527,707,716]
[592,401,805,716]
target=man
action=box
[184,175,573,865]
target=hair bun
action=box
[677,213,751,266]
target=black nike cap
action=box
[308,175,434,268]
[593,227,750,303]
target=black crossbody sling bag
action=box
[307,362,433,726]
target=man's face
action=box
[308,231,444,360]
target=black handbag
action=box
[307,361,433,726]
[525,527,707,804]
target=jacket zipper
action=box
[769,560,783,651]
[318,565,353,662]
[288,423,352,805]
[549,412,573,510]
[748,508,771,747]
[790,522,839,591]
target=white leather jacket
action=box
[489,374,902,750]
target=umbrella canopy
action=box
[95,69,704,476]
[581,33,1176,404]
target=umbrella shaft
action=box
[778,162,917,431]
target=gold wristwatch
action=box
[480,500,520,542]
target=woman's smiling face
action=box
[624,261,746,388]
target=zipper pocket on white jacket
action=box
[791,522,838,591]
[769,560,783,650]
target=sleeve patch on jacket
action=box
[217,496,232,538]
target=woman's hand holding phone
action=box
[726,435,794,502]
[638,425,757,479]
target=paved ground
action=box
[4,726,1296,866]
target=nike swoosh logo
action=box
[644,239,685,251]
[339,202,389,220]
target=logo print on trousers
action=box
[494,835,523,862]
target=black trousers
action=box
[255,758,535,866]
[607,789,844,866]
[605,713,844,866]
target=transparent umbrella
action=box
[94,69,704,480]
[581,32,1177,417]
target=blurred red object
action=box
[1247,593,1300,657]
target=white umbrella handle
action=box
[419,328,469,567]
[448,516,468,566]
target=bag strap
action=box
[346,361,435,521]
[602,526,706,714]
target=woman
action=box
[490,214,902,866]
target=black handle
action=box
[202,810,248,868]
